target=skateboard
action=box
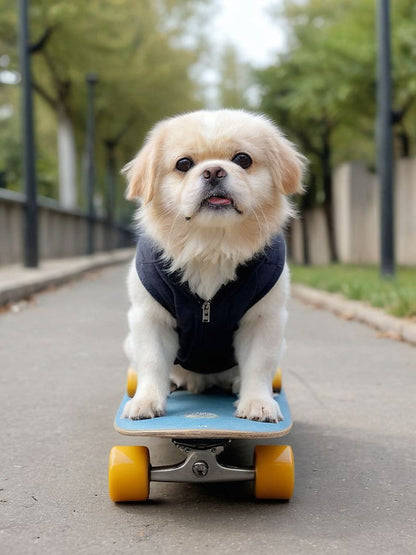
[108,367,294,502]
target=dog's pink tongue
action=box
[208,196,232,206]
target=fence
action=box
[290,157,416,266]
[0,188,135,266]
[3,155,415,268]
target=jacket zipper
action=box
[201,300,211,323]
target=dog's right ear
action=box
[122,130,161,203]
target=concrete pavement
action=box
[0,249,134,306]
[0,263,415,554]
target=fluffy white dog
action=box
[122,110,306,422]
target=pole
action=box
[18,0,38,267]
[85,73,98,255]
[376,0,395,278]
[105,140,116,251]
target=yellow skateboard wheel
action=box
[126,367,138,397]
[108,445,150,502]
[272,367,282,393]
[254,445,295,500]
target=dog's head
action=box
[123,110,306,256]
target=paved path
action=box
[1,264,415,554]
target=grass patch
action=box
[290,264,416,319]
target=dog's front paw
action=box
[122,394,166,420]
[235,396,283,423]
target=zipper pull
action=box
[201,300,211,323]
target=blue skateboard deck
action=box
[114,389,292,439]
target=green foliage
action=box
[291,263,416,319]
[259,1,374,166]
[0,0,215,214]
[0,1,20,190]
[257,0,416,206]
[0,82,20,189]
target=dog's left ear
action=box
[266,130,307,195]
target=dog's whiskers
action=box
[250,206,269,240]
[257,205,272,239]
[252,206,271,237]
[166,212,181,249]
[250,207,262,236]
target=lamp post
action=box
[376,0,395,278]
[18,0,38,267]
[85,73,98,255]
[105,139,116,251]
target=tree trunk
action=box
[298,172,317,266]
[321,131,338,263]
[57,106,77,209]
[301,211,310,265]
[396,129,410,158]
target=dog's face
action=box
[124,110,305,251]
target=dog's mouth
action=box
[206,196,232,207]
[200,194,242,214]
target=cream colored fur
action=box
[122,109,306,422]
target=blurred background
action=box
[0,0,415,317]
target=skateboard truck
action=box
[109,439,294,501]
[151,439,254,484]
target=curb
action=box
[0,249,134,306]
[292,283,416,347]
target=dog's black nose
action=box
[202,166,227,186]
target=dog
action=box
[121,109,306,422]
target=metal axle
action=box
[150,440,255,484]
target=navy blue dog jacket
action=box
[135,233,286,374]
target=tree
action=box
[258,0,416,263]
[0,1,22,190]
[31,0,213,209]
[389,0,416,156]
[0,0,215,213]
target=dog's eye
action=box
[232,152,252,170]
[175,157,194,173]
